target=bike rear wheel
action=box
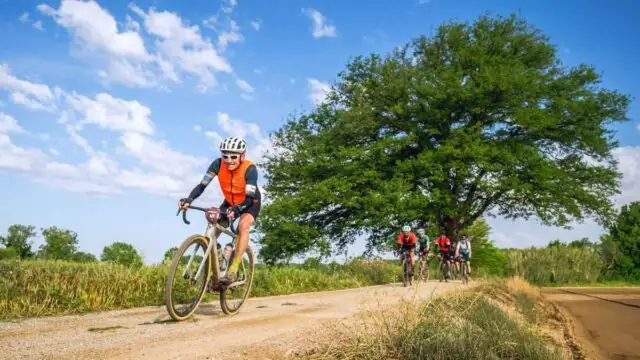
[220,246,255,315]
[165,235,211,321]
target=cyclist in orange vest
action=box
[179,136,261,284]
[396,225,417,276]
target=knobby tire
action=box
[165,235,211,321]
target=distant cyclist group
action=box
[395,225,472,282]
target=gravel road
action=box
[1,281,462,360]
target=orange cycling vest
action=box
[218,159,255,206]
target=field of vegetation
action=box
[0,258,403,320]
[2,202,639,321]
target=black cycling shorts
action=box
[440,250,452,261]
[219,191,262,223]
[400,244,416,252]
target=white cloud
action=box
[33,20,44,31]
[193,125,202,132]
[486,145,640,249]
[216,112,261,141]
[302,8,336,39]
[131,5,233,92]
[19,13,30,23]
[42,0,149,59]
[0,77,208,199]
[612,146,640,205]
[36,4,55,16]
[40,1,239,92]
[253,68,262,74]
[250,20,261,31]
[307,78,331,105]
[63,92,155,135]
[222,0,238,14]
[212,112,272,166]
[10,92,54,112]
[235,78,254,93]
[115,169,190,197]
[205,130,223,144]
[124,15,140,32]
[240,93,254,101]
[218,20,243,51]
[40,0,149,60]
[58,114,94,154]
[119,132,206,177]
[0,133,47,172]
[37,0,158,88]
[0,63,57,112]
[0,113,25,133]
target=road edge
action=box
[544,295,608,360]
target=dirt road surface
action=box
[1,281,462,360]
[543,287,640,360]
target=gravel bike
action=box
[459,255,470,284]
[165,205,255,321]
[438,253,451,282]
[397,248,414,287]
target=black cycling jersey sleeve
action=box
[188,158,221,200]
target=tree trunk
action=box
[441,216,463,240]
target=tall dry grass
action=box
[296,277,565,360]
[0,258,402,320]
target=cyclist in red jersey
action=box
[435,233,453,268]
[396,225,417,276]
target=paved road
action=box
[543,287,640,360]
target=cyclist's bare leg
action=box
[228,213,254,272]
[466,261,471,276]
[409,249,415,272]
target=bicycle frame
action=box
[179,205,247,289]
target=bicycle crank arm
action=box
[226,279,246,289]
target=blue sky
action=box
[0,0,638,264]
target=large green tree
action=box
[0,224,37,259]
[37,226,79,260]
[101,242,144,268]
[257,14,631,263]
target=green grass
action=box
[295,277,564,360]
[504,247,603,285]
[0,258,402,320]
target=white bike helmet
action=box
[220,136,247,153]
[418,228,425,235]
[402,225,411,232]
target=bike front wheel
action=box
[220,246,255,315]
[165,235,211,321]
